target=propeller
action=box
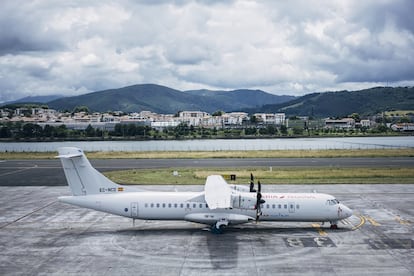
[250,173,265,222]
[256,180,266,222]
[249,173,256,192]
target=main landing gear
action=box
[211,219,229,234]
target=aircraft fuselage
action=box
[59,191,352,225]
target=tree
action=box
[280,125,288,135]
[0,126,11,138]
[85,124,96,137]
[212,110,224,116]
[55,125,68,138]
[175,123,190,137]
[350,113,361,122]
[292,127,304,135]
[266,125,277,135]
[22,123,43,138]
[43,125,55,137]
[259,127,268,135]
[399,116,411,123]
[250,115,257,124]
[245,127,257,135]
[72,106,90,114]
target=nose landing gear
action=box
[330,221,339,229]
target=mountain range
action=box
[253,86,414,117]
[2,84,413,117]
[2,95,63,105]
[47,84,294,114]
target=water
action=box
[0,136,413,152]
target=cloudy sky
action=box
[1,0,413,102]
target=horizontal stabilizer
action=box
[56,153,83,159]
[57,147,141,196]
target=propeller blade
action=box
[250,173,256,192]
[256,201,261,222]
[255,180,265,222]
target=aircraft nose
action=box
[340,204,353,219]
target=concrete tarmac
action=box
[0,184,413,275]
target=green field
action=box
[104,167,414,185]
[384,110,414,116]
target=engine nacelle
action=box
[231,193,256,210]
[184,213,254,225]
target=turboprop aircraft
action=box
[57,147,353,233]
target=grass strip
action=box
[1,148,414,159]
[103,167,414,185]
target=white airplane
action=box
[57,147,353,233]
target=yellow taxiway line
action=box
[311,223,328,236]
[351,215,366,231]
[364,216,381,226]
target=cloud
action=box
[0,0,413,102]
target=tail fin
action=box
[57,147,127,196]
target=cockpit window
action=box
[326,199,339,205]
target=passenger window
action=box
[174,203,178,208]
[193,203,196,208]
[150,203,154,208]
[272,204,275,209]
[162,203,166,208]
[199,204,203,208]
[278,204,281,209]
[145,203,148,208]
[206,204,209,208]
[284,204,287,209]
[168,203,171,208]
[156,203,160,208]
[296,204,300,209]
[181,203,184,208]
[187,203,190,208]
[266,204,270,209]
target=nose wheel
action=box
[330,221,339,229]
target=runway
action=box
[0,184,413,275]
[1,157,414,186]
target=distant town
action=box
[0,105,413,140]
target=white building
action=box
[179,111,210,126]
[254,113,285,125]
[391,123,414,132]
[324,118,355,129]
[360,120,371,128]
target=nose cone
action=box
[340,204,353,219]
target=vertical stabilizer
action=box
[57,147,120,196]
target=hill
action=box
[47,84,294,113]
[184,89,294,110]
[1,95,63,105]
[255,87,414,117]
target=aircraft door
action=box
[288,202,295,213]
[131,202,139,218]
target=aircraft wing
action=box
[204,175,232,209]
